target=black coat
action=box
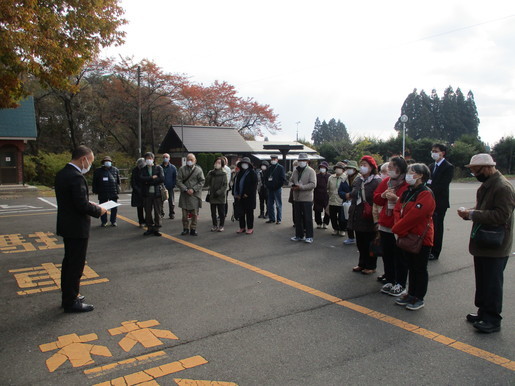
[140,165,164,198]
[55,164,102,238]
[427,159,454,210]
[92,166,121,201]
[233,169,258,210]
[264,163,286,191]
[131,166,144,207]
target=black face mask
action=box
[475,173,489,182]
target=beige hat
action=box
[465,153,496,167]
[298,153,309,160]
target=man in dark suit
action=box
[427,143,454,260]
[55,146,106,312]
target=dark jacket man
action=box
[55,146,104,313]
[92,156,121,226]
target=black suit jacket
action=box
[427,159,454,210]
[55,164,102,238]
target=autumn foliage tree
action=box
[0,0,126,108]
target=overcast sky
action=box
[102,1,515,146]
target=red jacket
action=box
[374,177,409,229]
[392,185,435,246]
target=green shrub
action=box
[23,155,38,183]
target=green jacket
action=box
[205,168,228,205]
[177,164,205,210]
[469,171,515,257]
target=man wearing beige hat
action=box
[458,153,515,333]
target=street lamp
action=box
[295,121,301,141]
[400,114,408,157]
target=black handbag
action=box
[472,224,506,247]
[205,193,211,203]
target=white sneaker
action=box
[305,238,313,244]
[380,283,393,294]
[344,238,356,245]
[291,236,305,241]
[388,284,405,297]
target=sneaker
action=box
[322,224,327,229]
[344,238,356,245]
[380,283,393,294]
[100,223,108,227]
[276,221,281,225]
[265,220,275,224]
[217,227,224,232]
[211,226,218,232]
[236,228,246,234]
[291,236,305,241]
[332,230,339,236]
[111,222,117,227]
[395,294,414,306]
[388,284,406,297]
[190,229,198,236]
[406,298,425,311]
[305,237,313,243]
[316,225,322,229]
[181,229,189,235]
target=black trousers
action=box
[166,188,175,216]
[258,189,268,214]
[294,201,314,238]
[210,203,226,227]
[61,238,89,307]
[314,209,330,225]
[356,231,377,269]
[99,197,118,224]
[136,206,145,225]
[474,256,508,325]
[144,196,162,231]
[238,206,254,230]
[431,208,447,258]
[329,205,344,231]
[403,245,431,301]
[380,231,408,286]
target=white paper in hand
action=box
[99,200,121,210]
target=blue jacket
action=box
[338,179,352,199]
[161,162,177,190]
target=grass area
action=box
[33,185,55,197]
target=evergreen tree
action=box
[464,90,480,137]
[311,117,350,146]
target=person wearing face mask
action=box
[392,163,435,311]
[140,152,165,236]
[426,143,454,260]
[348,156,382,274]
[222,156,232,220]
[290,153,317,243]
[161,153,177,219]
[339,161,359,245]
[327,162,347,235]
[131,158,146,228]
[205,157,229,232]
[92,156,121,227]
[55,146,107,313]
[265,154,286,224]
[233,157,258,234]
[257,161,269,219]
[374,157,409,296]
[457,154,515,333]
[313,161,330,229]
[177,153,205,236]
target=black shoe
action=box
[181,229,189,235]
[169,215,175,219]
[428,254,439,260]
[154,231,162,237]
[265,220,275,223]
[143,230,154,236]
[377,274,386,282]
[466,313,481,323]
[61,295,85,308]
[473,320,501,333]
[64,300,94,313]
[190,229,198,236]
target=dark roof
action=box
[0,97,37,139]
[158,125,253,154]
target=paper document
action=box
[99,200,121,210]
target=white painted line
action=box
[38,197,58,208]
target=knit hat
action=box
[465,153,496,167]
[360,155,377,170]
[345,160,359,170]
[334,162,346,170]
[319,161,329,169]
[298,153,309,160]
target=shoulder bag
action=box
[361,183,373,219]
[396,223,430,254]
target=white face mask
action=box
[335,168,344,175]
[298,161,307,168]
[241,163,249,170]
[431,152,441,161]
[345,169,354,176]
[270,160,278,165]
[81,157,92,174]
[145,159,153,166]
[319,168,327,173]
[163,157,170,163]
[104,161,112,168]
[261,165,267,170]
[360,166,370,175]
[387,170,399,178]
[405,173,418,185]
[214,163,221,169]
[186,160,194,166]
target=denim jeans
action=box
[267,188,282,222]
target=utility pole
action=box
[137,66,142,156]
[295,121,301,141]
[400,114,408,157]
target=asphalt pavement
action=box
[0,182,513,385]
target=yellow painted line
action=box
[0,212,55,218]
[94,355,208,386]
[84,350,167,378]
[116,214,515,372]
